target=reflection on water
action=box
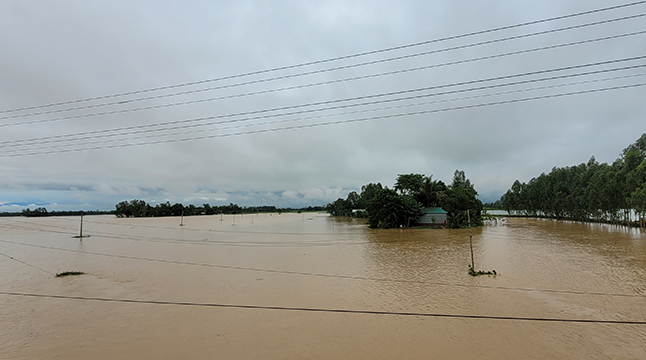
[1,214,646,359]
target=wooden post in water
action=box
[79,211,84,239]
[468,209,474,270]
[180,210,184,227]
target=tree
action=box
[394,174,424,196]
[496,134,646,225]
[22,207,49,217]
[115,201,130,218]
[203,203,214,215]
[359,182,384,209]
[366,187,421,228]
[115,200,148,217]
[628,186,646,224]
[416,175,446,207]
[346,191,361,209]
[441,170,483,228]
[327,198,352,217]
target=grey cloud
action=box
[1,0,644,210]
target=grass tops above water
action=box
[55,271,85,277]
[468,265,497,277]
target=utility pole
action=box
[75,211,88,239]
[79,211,84,239]
[468,209,474,270]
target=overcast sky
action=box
[1,0,645,211]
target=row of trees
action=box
[21,207,49,217]
[500,134,646,225]
[114,200,324,218]
[17,208,112,217]
[326,170,483,229]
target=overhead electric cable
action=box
[2,291,645,324]
[7,216,344,237]
[8,74,646,155]
[3,62,645,151]
[1,238,644,298]
[3,11,645,121]
[3,55,644,139]
[3,81,644,157]
[0,251,53,275]
[3,29,645,129]
[0,221,361,246]
[2,0,644,115]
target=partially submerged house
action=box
[418,207,447,225]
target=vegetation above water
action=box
[0,208,113,217]
[468,265,497,276]
[499,134,646,226]
[55,271,85,277]
[114,200,324,218]
[326,170,483,229]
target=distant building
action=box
[418,207,447,225]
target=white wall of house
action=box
[419,213,447,224]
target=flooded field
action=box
[1,213,646,359]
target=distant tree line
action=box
[326,170,483,229]
[500,134,646,226]
[114,199,324,218]
[483,199,504,210]
[8,208,113,217]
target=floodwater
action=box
[1,214,646,359]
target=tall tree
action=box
[441,170,483,228]
[394,174,425,196]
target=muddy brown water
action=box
[1,214,645,359]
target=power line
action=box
[2,0,644,115]
[2,291,645,324]
[3,12,644,122]
[4,56,645,148]
[3,81,644,157]
[1,216,355,239]
[59,216,352,237]
[1,238,644,298]
[4,67,645,153]
[0,220,364,247]
[3,18,645,126]
[0,251,53,275]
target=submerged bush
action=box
[55,271,85,277]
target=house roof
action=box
[421,207,447,214]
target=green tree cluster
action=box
[443,170,484,228]
[21,207,49,217]
[10,208,111,217]
[500,134,646,225]
[366,186,421,228]
[114,200,319,218]
[326,170,483,229]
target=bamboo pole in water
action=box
[468,210,474,269]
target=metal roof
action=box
[421,207,447,214]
